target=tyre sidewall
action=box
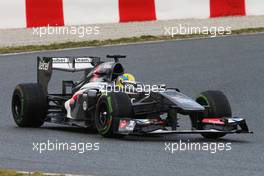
[12,83,47,127]
[95,92,132,137]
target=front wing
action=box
[116,117,253,135]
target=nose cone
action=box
[160,90,205,111]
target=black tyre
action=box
[196,90,232,139]
[95,92,132,137]
[12,83,47,127]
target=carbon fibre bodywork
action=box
[34,55,252,136]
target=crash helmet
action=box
[116,73,136,88]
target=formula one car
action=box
[11,55,252,138]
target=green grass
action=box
[0,27,264,54]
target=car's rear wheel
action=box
[12,83,47,127]
[195,90,232,139]
[95,92,132,137]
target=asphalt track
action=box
[0,34,264,176]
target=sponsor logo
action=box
[38,59,49,71]
[75,58,92,63]
[83,101,88,111]
[118,119,136,132]
[53,58,69,63]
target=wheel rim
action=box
[98,103,108,127]
[196,96,209,106]
[12,94,22,122]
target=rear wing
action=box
[37,56,101,93]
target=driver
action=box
[115,73,136,89]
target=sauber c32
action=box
[11,55,252,138]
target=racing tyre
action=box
[12,83,47,127]
[196,90,232,139]
[95,92,132,137]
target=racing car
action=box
[11,55,252,138]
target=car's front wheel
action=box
[195,90,232,139]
